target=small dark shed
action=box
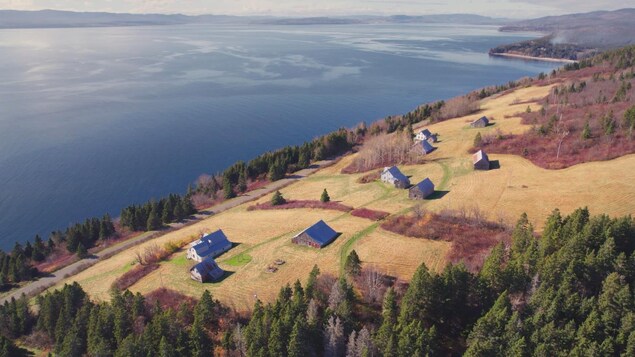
[409,178,435,200]
[470,116,489,128]
[190,257,224,283]
[473,150,490,170]
[417,140,435,154]
[292,220,338,248]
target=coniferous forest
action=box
[2,208,635,356]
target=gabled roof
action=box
[192,229,231,257]
[383,166,409,182]
[417,129,432,137]
[472,116,489,125]
[191,257,224,280]
[297,220,338,246]
[472,150,489,164]
[412,178,435,193]
[419,140,435,153]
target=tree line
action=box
[119,193,196,232]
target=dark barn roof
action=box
[384,166,409,182]
[191,257,224,281]
[419,140,435,154]
[411,178,435,197]
[192,229,231,258]
[297,220,338,247]
[471,116,489,126]
[418,129,432,137]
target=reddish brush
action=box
[351,208,390,221]
[112,264,160,291]
[381,211,511,272]
[247,200,353,212]
[145,287,197,311]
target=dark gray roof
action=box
[472,116,489,125]
[411,178,435,196]
[418,129,432,137]
[192,229,231,257]
[419,140,435,153]
[298,220,338,246]
[191,257,224,280]
[384,166,409,182]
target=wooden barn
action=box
[473,150,490,170]
[187,229,233,262]
[415,129,437,143]
[190,257,224,283]
[409,178,435,200]
[381,166,410,188]
[416,140,436,155]
[470,116,489,128]
[292,220,338,248]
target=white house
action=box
[187,229,233,262]
[380,166,410,189]
[415,129,437,143]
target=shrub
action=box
[320,189,330,203]
[271,191,286,206]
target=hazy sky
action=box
[0,0,633,18]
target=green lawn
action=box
[223,253,253,267]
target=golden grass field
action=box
[50,83,635,311]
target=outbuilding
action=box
[187,229,233,262]
[190,257,224,283]
[381,166,411,188]
[416,140,436,155]
[292,220,338,248]
[409,178,435,200]
[473,150,490,170]
[470,116,489,128]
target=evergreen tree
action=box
[288,317,307,357]
[238,169,248,193]
[147,203,162,231]
[344,250,362,276]
[474,132,483,147]
[321,189,331,203]
[189,318,212,357]
[223,176,236,199]
[271,190,286,206]
[76,243,88,259]
[582,120,592,139]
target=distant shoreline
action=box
[489,52,578,64]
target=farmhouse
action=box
[381,166,411,188]
[190,257,224,283]
[415,129,437,143]
[470,116,489,128]
[473,150,490,170]
[292,220,338,248]
[416,140,436,155]
[187,229,233,262]
[409,178,435,200]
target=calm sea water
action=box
[0,23,559,250]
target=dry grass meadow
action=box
[50,83,635,311]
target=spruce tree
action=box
[146,204,161,231]
[474,132,483,147]
[223,176,236,199]
[582,120,592,139]
[76,243,88,259]
[271,190,286,206]
[288,317,307,357]
[321,189,330,203]
[238,169,248,193]
[344,250,362,276]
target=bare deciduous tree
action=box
[362,267,385,304]
[233,323,247,357]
